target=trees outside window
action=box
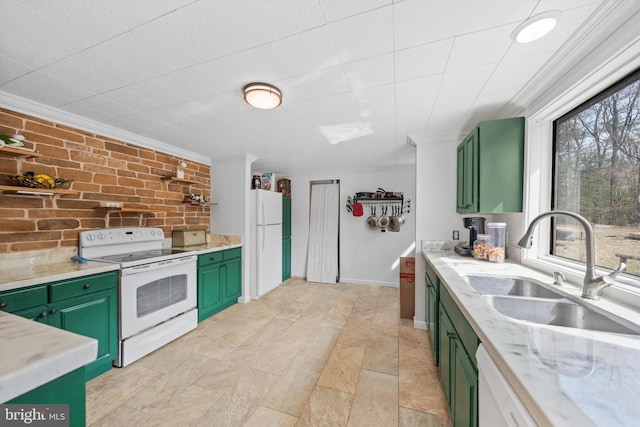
[553,69,640,278]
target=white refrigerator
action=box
[250,189,283,299]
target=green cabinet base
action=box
[7,367,86,427]
[197,249,242,323]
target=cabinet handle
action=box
[221,263,226,268]
[39,312,48,318]
[447,332,455,339]
[0,302,7,309]
[49,308,58,315]
[83,284,91,289]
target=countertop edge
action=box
[422,249,640,427]
[0,312,98,402]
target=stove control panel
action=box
[79,227,165,247]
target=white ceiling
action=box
[0,0,628,174]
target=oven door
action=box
[120,255,196,339]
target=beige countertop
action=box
[422,241,640,427]
[0,261,120,292]
[0,312,97,402]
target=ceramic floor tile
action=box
[296,386,353,427]
[243,406,298,427]
[85,280,451,427]
[399,407,450,427]
[88,404,151,427]
[362,335,399,375]
[298,325,341,360]
[398,323,430,360]
[399,355,448,418]
[347,369,398,427]
[317,344,366,394]
[262,355,326,416]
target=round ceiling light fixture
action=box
[243,82,282,109]
[512,11,562,43]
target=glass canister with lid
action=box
[486,222,506,263]
[473,234,490,260]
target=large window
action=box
[553,69,640,278]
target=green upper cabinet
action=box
[456,117,525,214]
[282,196,291,281]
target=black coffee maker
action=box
[455,217,486,256]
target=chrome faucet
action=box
[517,210,627,300]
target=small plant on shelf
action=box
[184,193,207,205]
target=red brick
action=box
[0,111,24,128]
[85,137,105,149]
[0,230,61,243]
[36,144,70,160]
[93,174,118,185]
[38,218,79,230]
[26,121,84,143]
[0,209,26,218]
[0,196,44,209]
[101,185,136,196]
[11,241,59,251]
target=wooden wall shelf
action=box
[0,146,42,158]
[161,176,201,185]
[0,185,77,195]
[182,201,217,206]
[94,206,173,214]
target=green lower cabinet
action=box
[426,278,439,364]
[7,366,86,427]
[0,272,118,382]
[438,286,479,427]
[452,338,478,427]
[282,237,291,281]
[48,289,117,381]
[198,261,224,321]
[222,256,242,306]
[197,249,242,322]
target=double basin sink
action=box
[467,275,640,335]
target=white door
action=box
[307,182,339,283]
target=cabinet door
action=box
[198,261,223,322]
[222,257,242,305]
[48,289,118,381]
[463,130,478,212]
[0,285,48,314]
[282,237,291,281]
[426,282,438,364]
[282,196,291,238]
[452,339,478,427]
[438,305,454,410]
[12,305,50,324]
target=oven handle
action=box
[121,255,196,276]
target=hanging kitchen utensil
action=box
[397,203,405,225]
[352,202,363,217]
[366,206,377,230]
[377,205,389,232]
[388,206,400,232]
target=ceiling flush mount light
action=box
[512,11,562,43]
[243,82,282,109]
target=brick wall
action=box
[0,108,211,253]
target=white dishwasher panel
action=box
[476,344,537,427]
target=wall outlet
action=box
[452,230,460,240]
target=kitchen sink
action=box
[484,295,640,335]
[467,275,564,299]
[467,275,640,335]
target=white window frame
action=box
[522,42,640,307]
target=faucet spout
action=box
[517,210,618,300]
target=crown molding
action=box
[500,0,640,118]
[0,91,211,165]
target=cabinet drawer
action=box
[223,247,241,260]
[0,286,48,313]
[50,272,117,302]
[440,285,479,364]
[198,252,223,267]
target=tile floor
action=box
[86,278,450,426]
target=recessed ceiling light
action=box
[512,11,562,43]
[243,82,282,109]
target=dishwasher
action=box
[476,344,537,426]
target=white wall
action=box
[211,154,257,303]
[289,166,416,287]
[413,140,462,327]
